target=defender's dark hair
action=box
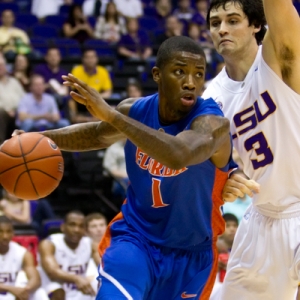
[206,0,266,45]
[0,216,12,226]
[156,36,206,69]
[223,213,239,225]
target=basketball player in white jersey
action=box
[0,216,41,300]
[203,0,300,299]
[38,211,100,300]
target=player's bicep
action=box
[22,251,40,284]
[39,241,60,273]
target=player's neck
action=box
[64,236,79,250]
[0,246,9,255]
[224,45,259,82]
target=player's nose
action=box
[182,74,196,90]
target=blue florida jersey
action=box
[122,93,230,250]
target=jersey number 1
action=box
[151,178,169,208]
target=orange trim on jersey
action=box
[98,211,124,258]
[199,168,228,299]
[199,245,219,299]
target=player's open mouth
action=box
[180,95,195,106]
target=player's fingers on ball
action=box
[245,179,260,193]
[224,185,245,198]
[11,129,25,136]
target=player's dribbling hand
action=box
[62,74,115,123]
[222,173,260,202]
[74,276,96,296]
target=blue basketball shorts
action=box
[96,213,218,300]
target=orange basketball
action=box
[0,133,64,200]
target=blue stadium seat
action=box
[30,37,49,55]
[84,39,115,57]
[144,6,157,17]
[139,17,160,32]
[87,16,96,28]
[16,13,38,27]
[51,38,81,58]
[31,24,59,38]
[45,15,66,28]
[0,3,19,13]
[59,4,71,16]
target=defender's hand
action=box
[222,174,260,202]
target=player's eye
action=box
[210,21,220,27]
[229,19,238,25]
[196,72,203,78]
[175,69,184,75]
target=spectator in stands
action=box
[63,4,94,45]
[155,0,173,23]
[118,18,152,60]
[11,54,31,92]
[94,1,126,44]
[0,10,31,60]
[154,15,183,46]
[188,22,201,44]
[191,0,209,29]
[33,47,68,99]
[172,0,195,22]
[114,0,143,18]
[126,81,143,98]
[83,0,109,17]
[70,48,112,123]
[0,216,41,299]
[0,56,25,144]
[103,139,129,201]
[85,213,107,244]
[38,211,100,299]
[16,74,70,132]
[31,0,73,19]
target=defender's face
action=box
[153,51,205,123]
[209,2,258,56]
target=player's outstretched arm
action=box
[64,74,231,169]
[263,0,300,93]
[38,240,95,296]
[22,251,41,293]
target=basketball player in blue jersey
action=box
[202,0,300,299]
[13,36,235,299]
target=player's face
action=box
[209,2,259,57]
[0,223,13,251]
[62,214,85,245]
[153,51,205,123]
[87,219,107,242]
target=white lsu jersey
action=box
[0,241,26,299]
[39,233,92,297]
[203,46,300,208]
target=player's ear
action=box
[152,66,161,83]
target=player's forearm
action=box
[109,112,229,169]
[45,267,79,284]
[41,122,117,151]
[0,284,13,293]
[25,277,40,292]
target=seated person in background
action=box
[0,55,25,144]
[70,48,112,123]
[16,74,70,132]
[38,211,100,300]
[114,0,143,18]
[172,0,195,22]
[0,190,31,225]
[126,81,143,98]
[85,213,107,244]
[191,0,209,29]
[85,213,107,293]
[94,1,126,44]
[31,0,73,20]
[0,216,41,300]
[103,139,129,201]
[63,4,94,45]
[33,47,68,99]
[0,10,31,59]
[154,15,183,47]
[83,0,110,17]
[117,18,152,60]
[155,0,173,24]
[11,54,31,92]
[210,213,239,300]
